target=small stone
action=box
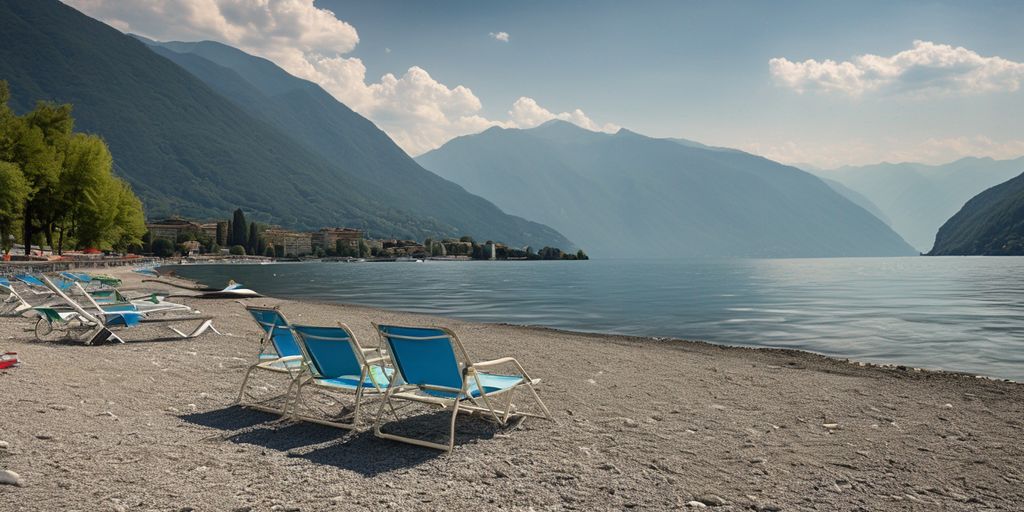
[0,469,23,486]
[623,418,639,427]
[0,441,9,450]
[232,506,253,512]
[755,504,782,511]
[494,469,508,478]
[822,423,839,429]
[35,434,54,440]
[686,501,707,508]
[697,495,726,506]
[943,403,953,409]
[179,508,195,512]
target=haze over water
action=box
[174,257,1024,381]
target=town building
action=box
[263,228,313,256]
[146,218,203,242]
[311,227,363,252]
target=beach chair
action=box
[284,324,394,429]
[235,306,306,414]
[0,277,32,316]
[34,277,218,344]
[15,274,73,295]
[372,324,553,452]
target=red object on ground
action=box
[0,352,18,370]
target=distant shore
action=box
[1,266,1022,509]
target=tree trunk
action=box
[22,200,32,256]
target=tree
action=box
[359,240,370,258]
[247,222,259,255]
[264,245,275,258]
[0,82,145,254]
[231,209,247,247]
[576,249,589,260]
[215,222,226,247]
[0,162,27,254]
[151,238,175,258]
[229,244,246,255]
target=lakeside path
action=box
[1,268,1022,510]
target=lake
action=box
[172,257,1024,381]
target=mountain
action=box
[813,157,1024,252]
[818,177,891,225]
[416,121,916,258]
[0,0,571,249]
[928,172,1024,255]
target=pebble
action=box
[0,469,23,486]
[943,403,953,409]
[822,423,839,429]
[686,501,707,508]
[697,495,726,506]
[623,418,639,427]
[0,441,8,450]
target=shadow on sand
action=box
[181,405,503,476]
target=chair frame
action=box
[0,279,32,316]
[371,324,553,452]
[285,322,392,429]
[235,305,305,414]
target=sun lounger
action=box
[372,324,553,452]
[35,277,218,344]
[235,306,305,413]
[285,323,393,429]
[0,278,32,316]
[15,274,73,295]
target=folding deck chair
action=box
[285,323,394,429]
[236,306,305,414]
[34,277,218,344]
[372,324,553,452]
[15,274,73,295]
[0,277,32,316]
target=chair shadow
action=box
[180,405,505,476]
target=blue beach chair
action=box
[236,306,306,413]
[0,277,32,315]
[285,324,394,429]
[372,324,553,452]
[15,274,74,294]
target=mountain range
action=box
[0,0,572,249]
[417,121,917,258]
[928,171,1024,255]
[812,157,1024,252]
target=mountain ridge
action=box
[928,171,1024,255]
[417,121,917,258]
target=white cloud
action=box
[770,40,1024,97]
[62,0,613,155]
[508,97,619,132]
[740,136,1024,169]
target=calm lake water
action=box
[172,257,1024,381]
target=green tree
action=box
[359,240,370,258]
[231,209,247,247]
[151,238,174,258]
[229,244,246,256]
[247,222,259,255]
[0,162,28,254]
[264,245,276,258]
[576,249,589,260]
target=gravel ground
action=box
[0,268,1022,511]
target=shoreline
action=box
[1,266,1022,509]
[166,266,1019,385]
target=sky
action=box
[63,0,1024,168]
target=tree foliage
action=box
[0,81,145,254]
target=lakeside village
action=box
[7,209,589,264]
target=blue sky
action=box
[67,0,1024,167]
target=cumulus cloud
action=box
[740,136,1024,169]
[62,0,612,155]
[770,40,1024,97]
[508,97,619,132]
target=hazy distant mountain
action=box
[0,0,570,248]
[818,177,891,225]
[814,157,1024,252]
[929,172,1024,255]
[417,121,916,258]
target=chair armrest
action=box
[472,357,518,369]
[276,355,304,363]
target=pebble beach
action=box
[0,267,1022,511]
